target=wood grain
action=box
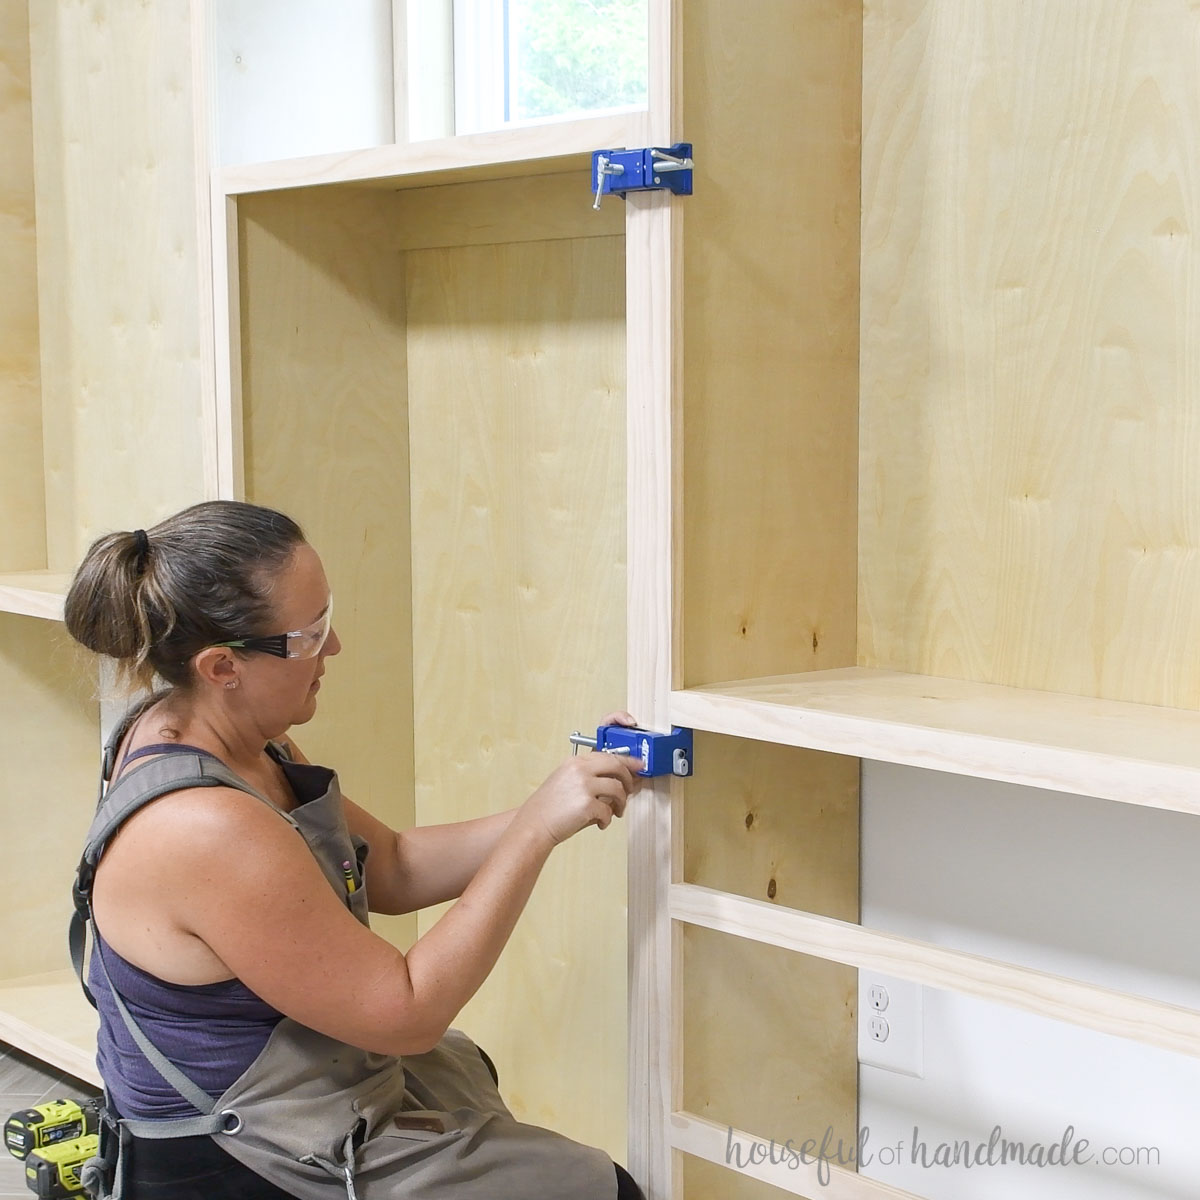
[681,0,861,690]
[29,0,206,568]
[406,232,627,1158]
[675,6,863,1197]
[0,0,46,573]
[237,186,416,952]
[860,0,1200,708]
[682,926,860,1200]
[0,616,98,985]
[673,667,1200,814]
[681,737,859,1200]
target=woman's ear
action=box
[192,646,239,690]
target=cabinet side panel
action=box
[681,738,859,1200]
[0,1,46,572]
[29,0,205,568]
[682,932,858,1200]
[406,234,627,1160]
[679,6,863,1195]
[860,1,1200,707]
[0,615,98,979]
[681,0,862,689]
[238,188,416,950]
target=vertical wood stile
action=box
[213,189,242,498]
[627,2,683,1197]
[190,0,220,499]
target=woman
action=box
[65,500,645,1199]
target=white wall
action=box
[859,761,1200,1200]
[213,0,395,166]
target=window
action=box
[454,0,648,135]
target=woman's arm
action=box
[278,735,507,915]
[281,711,638,916]
[136,748,640,1057]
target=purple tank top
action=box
[89,933,283,1119]
[90,740,285,1119]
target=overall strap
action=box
[70,748,302,1126]
[96,694,160,807]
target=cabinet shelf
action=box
[0,572,69,621]
[217,111,645,197]
[671,883,1200,1060]
[670,668,1200,815]
[0,969,98,1087]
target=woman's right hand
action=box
[516,750,645,849]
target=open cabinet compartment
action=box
[0,612,100,1082]
[671,0,1200,812]
[232,169,631,1156]
[1,0,208,620]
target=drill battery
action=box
[23,1133,97,1198]
[4,1099,100,1161]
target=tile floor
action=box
[0,1042,100,1198]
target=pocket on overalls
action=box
[354,1108,467,1176]
[389,1110,460,1138]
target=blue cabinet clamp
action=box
[592,144,694,210]
[570,724,694,778]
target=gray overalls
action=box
[69,707,618,1199]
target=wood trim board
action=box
[671,883,1200,1060]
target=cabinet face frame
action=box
[202,3,858,1196]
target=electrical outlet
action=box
[859,973,923,1077]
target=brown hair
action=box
[64,500,306,692]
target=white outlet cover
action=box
[858,973,923,1077]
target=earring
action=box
[225,680,239,690]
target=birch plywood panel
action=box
[681,0,861,690]
[682,736,859,1200]
[0,615,96,980]
[0,1,45,572]
[859,1,1200,708]
[406,234,627,1159]
[682,930,859,1200]
[678,6,863,1195]
[237,187,416,951]
[28,0,204,568]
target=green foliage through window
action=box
[509,0,648,120]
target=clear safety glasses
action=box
[211,597,333,660]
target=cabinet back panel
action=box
[28,0,205,568]
[860,0,1200,707]
[680,0,862,690]
[407,232,628,1159]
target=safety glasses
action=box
[211,597,333,660]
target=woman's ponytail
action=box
[63,501,304,692]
